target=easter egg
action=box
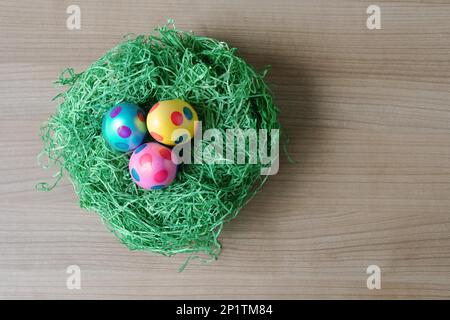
[102,102,147,152]
[129,142,177,190]
[147,99,199,146]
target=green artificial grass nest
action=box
[38,21,280,266]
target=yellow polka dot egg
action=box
[147,99,199,146]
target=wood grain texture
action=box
[1,0,450,299]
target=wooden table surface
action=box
[1,0,450,299]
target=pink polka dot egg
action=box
[147,99,199,146]
[129,142,177,190]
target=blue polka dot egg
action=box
[102,102,147,152]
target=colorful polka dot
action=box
[151,185,165,190]
[170,111,183,126]
[183,106,193,120]
[159,148,172,161]
[137,111,145,122]
[131,168,140,182]
[115,142,129,150]
[175,134,187,144]
[110,106,122,118]
[135,117,147,133]
[134,144,146,154]
[154,170,168,183]
[151,131,163,142]
[149,102,159,113]
[139,153,152,169]
[117,125,131,138]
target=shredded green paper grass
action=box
[38,21,280,266]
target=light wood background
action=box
[1,0,449,299]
